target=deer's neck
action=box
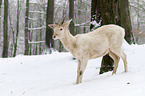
[60,29,76,53]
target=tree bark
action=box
[0,0,2,9]
[39,14,42,55]
[91,0,133,74]
[2,0,9,58]
[24,0,29,55]
[119,0,133,44]
[0,0,2,32]
[45,0,54,53]
[69,0,75,36]
[13,0,20,57]
[9,12,15,57]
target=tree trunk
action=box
[69,0,75,36]
[91,0,133,74]
[0,0,2,32]
[39,14,42,55]
[90,0,99,30]
[119,0,133,44]
[2,0,9,58]
[13,0,20,57]
[45,0,54,53]
[0,0,2,10]
[29,22,33,55]
[9,12,15,57]
[24,0,29,55]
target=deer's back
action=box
[73,24,125,59]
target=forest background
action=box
[0,0,145,58]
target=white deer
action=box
[48,17,127,84]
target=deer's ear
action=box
[48,24,55,29]
[63,19,72,27]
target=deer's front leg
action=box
[76,59,88,84]
[76,60,81,84]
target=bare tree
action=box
[0,0,2,31]
[24,0,29,55]
[2,0,9,58]
[0,0,2,50]
[8,10,15,57]
[13,0,20,57]
[0,0,2,10]
[45,0,54,53]
[91,0,133,74]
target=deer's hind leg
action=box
[109,51,120,75]
[111,48,128,73]
[120,50,128,72]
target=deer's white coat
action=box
[49,20,127,84]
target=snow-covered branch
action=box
[28,26,46,30]
[29,11,46,14]
[28,17,37,21]
[28,40,45,44]
[90,20,101,31]
[75,21,90,26]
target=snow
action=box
[90,20,101,31]
[75,21,90,26]
[29,11,46,14]
[0,41,145,96]
[28,26,46,30]
[28,40,45,44]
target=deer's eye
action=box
[60,28,63,31]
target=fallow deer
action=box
[48,17,127,84]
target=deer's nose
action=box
[52,35,56,39]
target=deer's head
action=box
[48,16,72,40]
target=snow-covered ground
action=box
[0,41,145,96]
